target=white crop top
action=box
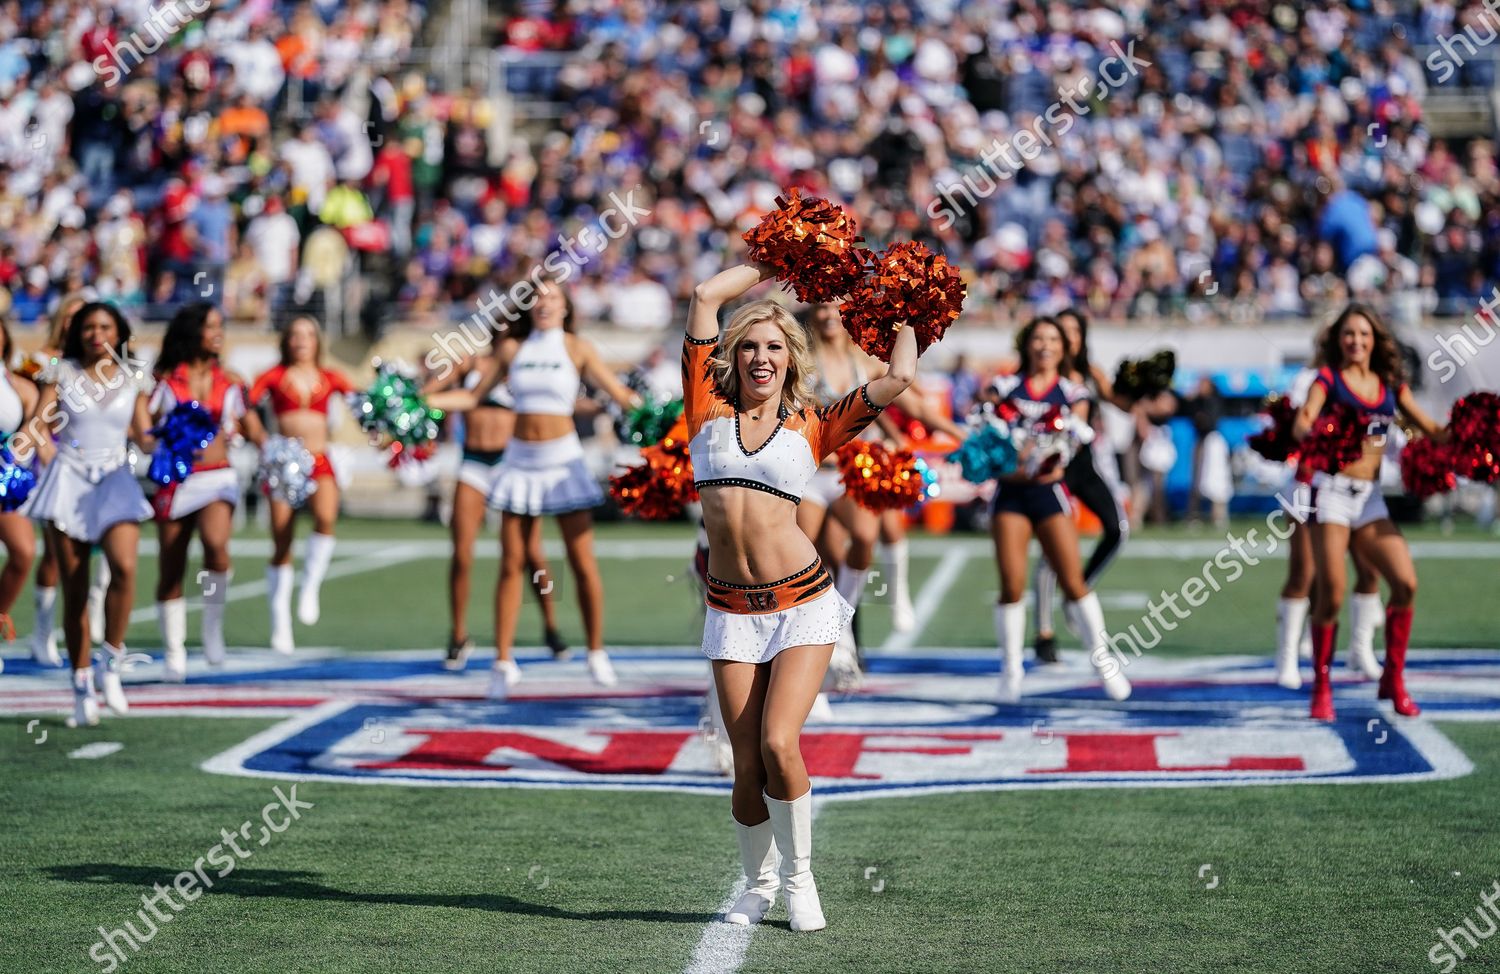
[52,359,149,461]
[683,335,881,503]
[507,327,579,416]
[0,371,23,435]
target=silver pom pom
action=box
[257,435,319,508]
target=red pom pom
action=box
[839,241,966,362]
[1400,437,1458,499]
[1448,391,1500,484]
[1248,396,1300,463]
[836,441,928,512]
[742,189,866,303]
[1296,403,1365,483]
[610,439,698,520]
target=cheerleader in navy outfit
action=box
[22,303,155,727]
[422,328,567,670]
[1030,308,1131,664]
[687,263,919,932]
[1292,304,1446,720]
[430,280,641,699]
[0,320,40,658]
[148,304,265,681]
[988,317,1131,703]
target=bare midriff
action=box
[699,484,819,585]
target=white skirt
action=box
[162,466,241,520]
[487,434,603,516]
[458,454,506,496]
[24,451,153,543]
[701,588,855,664]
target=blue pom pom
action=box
[947,423,1020,484]
[149,402,218,485]
[0,442,36,512]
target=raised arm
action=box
[428,342,513,412]
[1398,386,1448,441]
[1090,362,1136,412]
[577,337,643,412]
[865,323,917,408]
[688,263,775,341]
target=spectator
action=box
[607,267,672,332]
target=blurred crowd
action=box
[3,0,1500,335]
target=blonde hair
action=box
[709,300,817,413]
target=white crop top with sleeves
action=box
[52,359,149,460]
[682,335,881,503]
[507,327,579,416]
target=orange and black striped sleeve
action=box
[808,385,882,461]
[682,334,720,433]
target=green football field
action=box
[4,517,1499,974]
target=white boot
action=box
[69,665,100,728]
[827,629,863,691]
[835,566,869,611]
[1275,597,1309,690]
[764,789,825,932]
[267,565,295,654]
[95,643,130,715]
[297,533,336,626]
[724,816,780,925]
[87,560,110,645]
[31,585,60,666]
[1298,620,1313,660]
[586,649,617,687]
[200,570,231,666]
[1068,592,1132,701]
[995,602,1026,703]
[157,599,188,683]
[488,658,521,700]
[884,540,915,633]
[1345,593,1385,680]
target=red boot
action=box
[1309,622,1338,721]
[1378,606,1421,717]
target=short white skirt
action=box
[163,466,241,520]
[802,466,845,510]
[701,588,855,664]
[24,451,153,543]
[1311,472,1388,529]
[487,433,603,516]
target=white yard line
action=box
[681,803,824,974]
[126,542,431,623]
[880,548,971,653]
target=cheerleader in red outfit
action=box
[689,263,918,932]
[150,304,266,680]
[247,315,353,654]
[1292,304,1446,720]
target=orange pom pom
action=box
[839,241,965,362]
[742,188,867,303]
[836,441,928,512]
[610,439,698,520]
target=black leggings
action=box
[1033,448,1128,633]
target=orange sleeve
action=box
[808,385,882,461]
[681,335,722,433]
[247,366,282,406]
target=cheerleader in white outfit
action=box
[149,304,265,681]
[22,303,155,727]
[687,263,919,932]
[246,315,354,654]
[423,331,567,670]
[0,321,40,659]
[430,280,641,699]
